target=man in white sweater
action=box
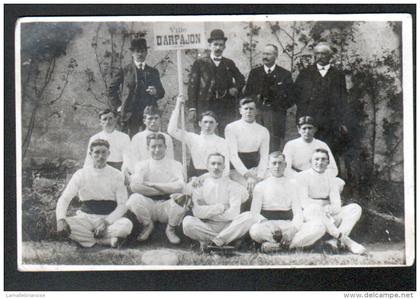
[283,116,338,177]
[225,97,270,193]
[127,105,174,175]
[126,133,187,244]
[84,109,130,171]
[56,139,133,248]
[297,149,365,254]
[249,152,326,252]
[168,95,230,178]
[182,153,253,250]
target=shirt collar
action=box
[210,53,223,62]
[134,60,146,69]
[264,64,276,74]
[317,63,330,71]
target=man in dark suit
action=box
[294,42,348,158]
[108,38,165,137]
[244,44,294,151]
[187,29,245,136]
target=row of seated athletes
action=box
[55,95,366,254]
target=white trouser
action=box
[66,210,133,248]
[248,214,325,248]
[303,202,362,238]
[126,193,187,228]
[182,212,256,245]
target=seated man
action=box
[127,105,174,175]
[297,149,365,254]
[182,153,253,251]
[168,95,230,178]
[56,139,133,248]
[249,152,326,252]
[126,133,187,244]
[225,97,270,193]
[84,109,130,171]
[283,116,339,178]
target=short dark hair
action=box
[143,105,162,117]
[313,148,329,161]
[199,111,219,123]
[297,116,316,128]
[207,152,225,164]
[269,151,285,160]
[146,133,166,146]
[90,139,110,151]
[239,97,257,108]
[99,109,118,119]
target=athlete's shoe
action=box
[339,235,367,255]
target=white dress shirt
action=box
[263,64,276,74]
[317,63,331,77]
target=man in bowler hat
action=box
[108,38,165,137]
[187,29,245,136]
[244,44,294,151]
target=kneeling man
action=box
[249,152,326,252]
[183,153,253,250]
[126,133,187,244]
[56,139,133,248]
[297,149,365,254]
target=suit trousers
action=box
[66,210,133,248]
[257,107,287,152]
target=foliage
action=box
[242,22,261,70]
[21,23,82,158]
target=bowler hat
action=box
[130,38,148,51]
[208,29,227,43]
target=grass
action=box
[21,240,405,267]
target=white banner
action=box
[153,22,206,50]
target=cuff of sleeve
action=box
[188,108,196,111]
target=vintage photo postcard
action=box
[15,13,414,271]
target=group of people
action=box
[55,29,365,255]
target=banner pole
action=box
[177,49,187,179]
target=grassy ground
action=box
[21,240,405,267]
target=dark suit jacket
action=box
[244,64,294,111]
[108,62,165,122]
[294,64,347,129]
[187,56,245,113]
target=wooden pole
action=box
[177,49,187,179]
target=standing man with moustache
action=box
[187,29,245,136]
[294,42,348,160]
[108,38,165,137]
[244,44,294,151]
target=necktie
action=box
[213,57,222,62]
[267,69,272,75]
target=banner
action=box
[153,22,206,50]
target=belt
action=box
[230,151,259,170]
[261,209,293,221]
[148,194,171,201]
[80,200,117,215]
[187,163,208,178]
[107,161,123,171]
[291,165,303,172]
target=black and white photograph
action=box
[13,12,414,274]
